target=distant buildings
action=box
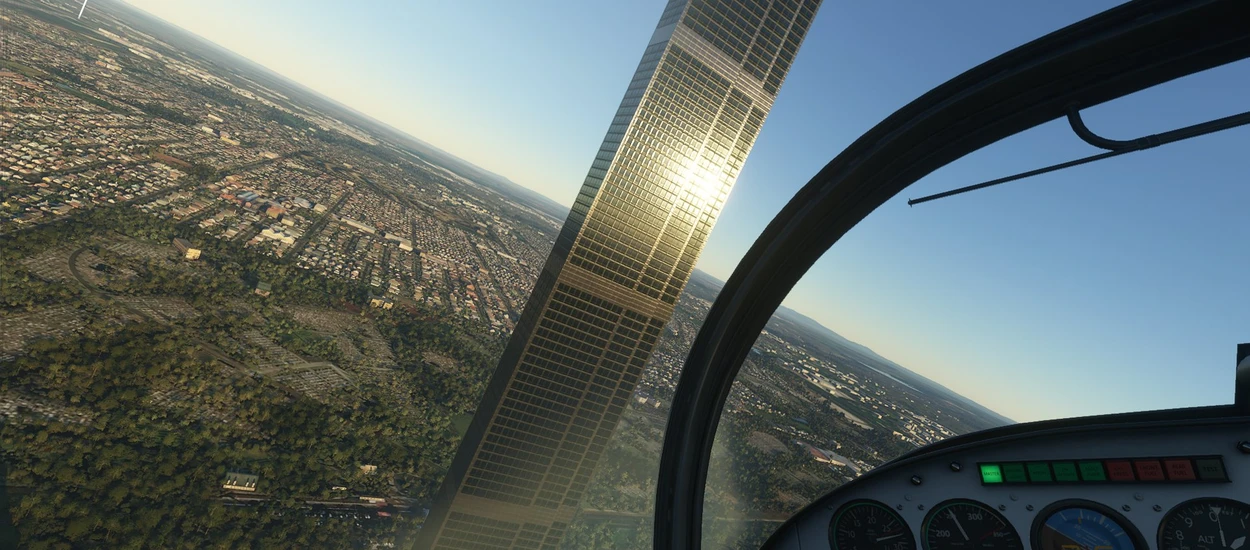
[798,441,846,466]
[383,232,413,251]
[223,472,258,492]
[339,216,376,235]
[368,296,393,310]
[259,225,296,244]
[254,281,272,297]
[172,237,201,260]
[634,394,663,409]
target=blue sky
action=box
[120,0,1250,423]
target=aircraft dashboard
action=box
[762,413,1250,550]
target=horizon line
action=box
[108,0,1010,424]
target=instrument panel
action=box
[763,414,1250,550]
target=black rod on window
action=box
[908,107,1250,206]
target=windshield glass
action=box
[697,53,1250,547]
[2,1,1246,549]
[692,5,1250,548]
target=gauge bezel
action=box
[1030,499,1148,550]
[1157,497,1250,550]
[921,498,1022,550]
[829,498,916,550]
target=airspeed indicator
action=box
[922,499,1023,550]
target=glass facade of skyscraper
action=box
[416,1,821,548]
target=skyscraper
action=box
[416,1,821,548]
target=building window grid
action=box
[629,52,749,296]
[515,357,594,400]
[521,355,592,390]
[574,62,740,291]
[489,286,663,504]
[548,297,618,330]
[513,368,591,400]
[487,425,560,460]
[488,423,564,457]
[529,330,599,366]
[434,2,816,544]
[489,407,565,445]
[480,441,555,470]
[656,0,687,28]
[512,370,588,405]
[537,318,611,352]
[546,322,658,504]
[544,331,658,500]
[522,345,600,390]
[468,454,547,486]
[440,513,522,549]
[497,409,565,437]
[504,385,576,422]
[491,414,564,447]
[462,470,540,498]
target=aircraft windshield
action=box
[694,53,1250,547]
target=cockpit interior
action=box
[652,1,1250,548]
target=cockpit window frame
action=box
[653,1,1250,548]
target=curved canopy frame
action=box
[654,1,1250,548]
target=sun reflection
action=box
[684,163,722,204]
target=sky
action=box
[117,0,1250,423]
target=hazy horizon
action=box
[109,0,1250,423]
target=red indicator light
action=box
[1163,459,1195,481]
[1105,460,1135,481]
[1134,460,1165,481]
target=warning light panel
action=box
[1134,460,1165,481]
[1027,462,1053,482]
[980,464,1003,484]
[1163,459,1195,481]
[978,456,1226,485]
[1051,462,1079,482]
[1078,461,1106,481]
[1003,463,1028,483]
[1105,460,1135,481]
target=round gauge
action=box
[1159,497,1250,550]
[1032,500,1145,550]
[922,499,1023,550]
[830,500,917,550]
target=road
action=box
[282,184,354,262]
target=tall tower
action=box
[416,1,821,548]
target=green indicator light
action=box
[1052,462,1079,482]
[980,464,1003,484]
[1003,463,1028,483]
[1027,462,1053,482]
[1079,461,1107,481]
